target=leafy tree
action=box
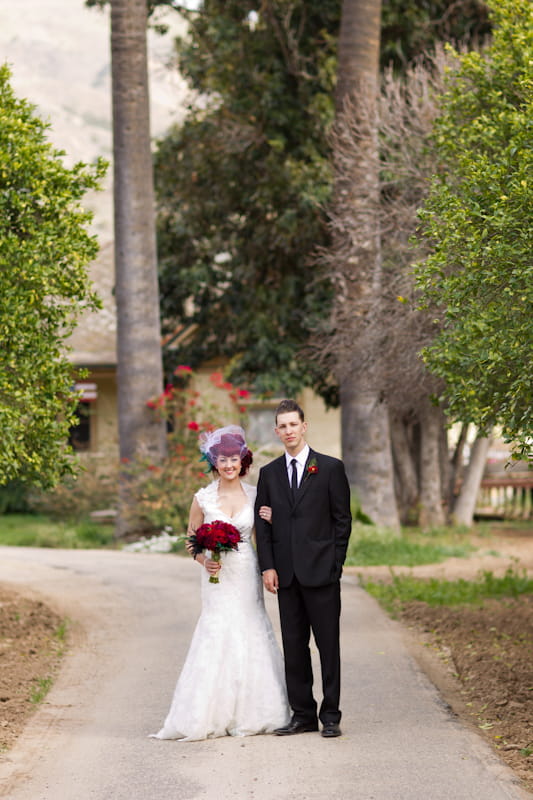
[0,65,105,488]
[415,0,533,453]
[155,0,339,399]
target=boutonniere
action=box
[305,458,318,478]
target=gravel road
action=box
[0,546,528,800]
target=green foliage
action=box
[0,480,32,513]
[345,524,473,566]
[155,1,338,399]
[0,514,115,548]
[381,0,490,69]
[0,65,106,488]
[361,567,533,614]
[415,0,533,451]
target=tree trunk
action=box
[335,0,399,529]
[452,433,492,527]
[418,399,445,528]
[390,415,419,525]
[341,376,399,531]
[447,422,469,514]
[110,0,167,536]
[336,0,383,111]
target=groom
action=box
[255,399,351,738]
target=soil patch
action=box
[400,595,533,793]
[0,586,65,751]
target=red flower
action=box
[146,400,157,409]
[174,365,192,374]
[306,459,319,476]
[191,520,241,552]
[187,421,200,431]
[237,389,251,398]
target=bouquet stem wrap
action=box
[209,550,221,584]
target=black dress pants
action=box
[277,577,341,724]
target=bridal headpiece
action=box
[199,425,250,469]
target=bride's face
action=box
[215,454,242,480]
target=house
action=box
[68,241,118,458]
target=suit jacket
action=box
[254,449,352,588]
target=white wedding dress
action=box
[150,480,290,741]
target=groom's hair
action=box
[275,399,305,423]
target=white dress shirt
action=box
[284,444,309,489]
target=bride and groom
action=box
[150,399,352,742]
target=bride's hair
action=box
[199,425,253,476]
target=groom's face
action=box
[275,411,307,455]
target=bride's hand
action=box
[258,505,272,524]
[204,557,221,576]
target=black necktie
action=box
[290,458,298,496]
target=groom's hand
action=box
[262,569,279,594]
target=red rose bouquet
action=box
[188,520,241,584]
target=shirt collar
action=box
[285,444,309,469]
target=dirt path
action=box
[0,546,530,800]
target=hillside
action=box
[1,0,188,238]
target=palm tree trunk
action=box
[334,0,399,530]
[110,0,167,535]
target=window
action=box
[69,401,92,451]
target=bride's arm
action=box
[186,498,204,562]
[186,497,220,576]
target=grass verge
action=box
[345,523,474,567]
[0,514,115,548]
[360,566,533,614]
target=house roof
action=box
[68,241,117,367]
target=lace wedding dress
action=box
[150,480,290,741]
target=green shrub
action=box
[29,458,118,522]
[0,480,32,513]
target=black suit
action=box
[255,449,351,724]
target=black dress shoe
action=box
[274,718,319,736]
[321,722,342,738]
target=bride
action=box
[150,425,290,741]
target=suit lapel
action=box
[274,455,293,506]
